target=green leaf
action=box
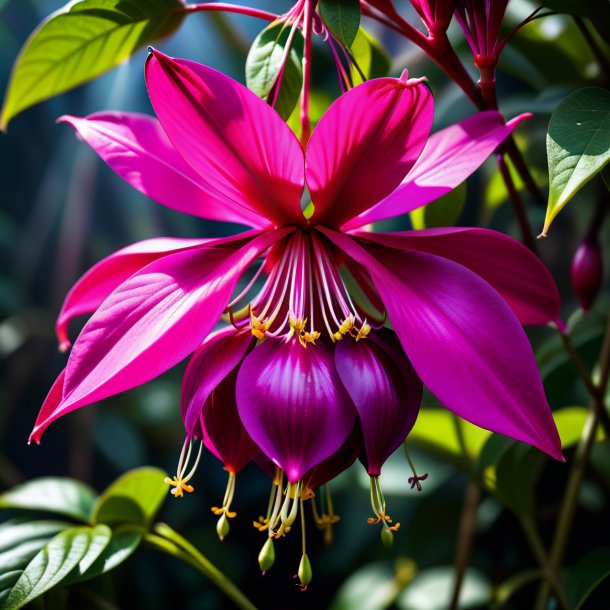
[0,478,97,522]
[554,406,605,448]
[396,567,491,610]
[495,570,543,605]
[92,467,167,528]
[3,525,111,610]
[0,521,72,573]
[245,21,304,121]
[318,0,360,48]
[567,547,610,610]
[543,87,610,235]
[410,182,467,230]
[63,527,141,586]
[1,0,186,130]
[540,0,610,42]
[350,26,390,85]
[601,165,610,192]
[408,407,491,466]
[0,573,21,608]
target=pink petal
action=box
[57,235,244,350]
[31,229,292,441]
[306,76,432,228]
[320,228,563,461]
[236,339,356,483]
[59,113,268,229]
[336,334,422,476]
[353,227,561,326]
[181,327,254,437]
[145,50,305,227]
[343,112,529,230]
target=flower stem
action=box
[184,3,277,22]
[300,0,314,146]
[448,481,481,610]
[496,153,539,253]
[535,315,610,610]
[144,523,258,610]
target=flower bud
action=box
[216,512,230,541]
[571,241,604,312]
[297,553,313,588]
[258,537,275,574]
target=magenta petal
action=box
[145,50,305,227]
[56,236,230,349]
[306,76,433,228]
[181,327,254,437]
[236,340,356,483]
[353,228,561,326]
[335,335,421,476]
[59,113,268,229]
[30,370,66,444]
[31,229,291,441]
[344,112,529,230]
[200,368,259,474]
[320,228,563,461]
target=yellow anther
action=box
[332,331,344,342]
[356,322,371,341]
[288,315,319,348]
[301,487,316,501]
[253,516,270,531]
[304,330,320,345]
[320,513,340,525]
[250,310,271,340]
[164,476,195,498]
[212,506,237,518]
[339,315,355,335]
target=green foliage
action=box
[245,21,304,121]
[0,478,97,522]
[318,0,360,48]
[350,27,390,85]
[0,0,186,130]
[92,467,167,527]
[540,0,610,41]
[543,87,610,235]
[410,182,467,230]
[567,547,610,610]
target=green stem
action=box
[535,315,610,610]
[573,16,610,83]
[144,524,258,610]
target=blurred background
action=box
[1,1,609,608]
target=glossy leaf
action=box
[408,406,491,466]
[0,573,21,608]
[409,182,467,230]
[350,27,390,85]
[1,0,186,130]
[92,467,167,527]
[3,525,111,610]
[0,478,97,522]
[245,21,304,120]
[0,521,71,573]
[318,0,360,48]
[567,547,610,610]
[543,87,610,235]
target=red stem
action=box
[185,3,277,22]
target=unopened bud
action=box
[571,241,604,312]
[297,553,312,588]
[258,537,275,573]
[216,512,230,541]
[380,525,394,549]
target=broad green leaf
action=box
[554,406,605,448]
[396,567,491,610]
[1,0,186,130]
[245,21,304,121]
[92,467,167,527]
[0,521,71,573]
[479,437,546,515]
[0,572,21,608]
[543,87,610,235]
[408,407,491,466]
[3,525,111,610]
[318,0,360,48]
[410,182,467,230]
[350,26,390,85]
[0,478,97,522]
[567,548,610,610]
[540,0,610,42]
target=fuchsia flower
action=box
[33,49,562,564]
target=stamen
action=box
[165,438,204,498]
[211,473,238,540]
[403,443,429,492]
[250,308,271,340]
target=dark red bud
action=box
[571,241,604,312]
